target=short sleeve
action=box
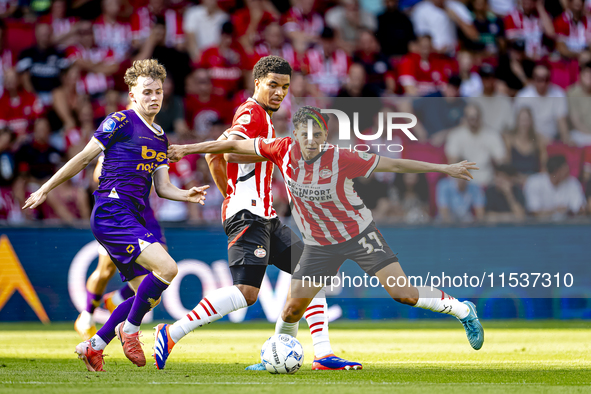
[254,136,290,167]
[228,106,264,139]
[92,112,131,151]
[554,15,569,39]
[341,150,380,178]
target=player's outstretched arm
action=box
[375,157,479,181]
[22,140,102,210]
[153,167,210,204]
[167,139,257,162]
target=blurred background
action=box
[0,0,590,324]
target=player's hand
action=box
[446,161,479,181]
[167,145,186,163]
[186,185,210,205]
[22,188,48,210]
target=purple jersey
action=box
[92,109,169,210]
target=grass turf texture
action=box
[0,321,590,394]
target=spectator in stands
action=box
[337,62,378,97]
[353,29,390,93]
[353,173,392,223]
[254,22,298,68]
[325,0,377,54]
[184,0,229,62]
[16,23,70,107]
[515,63,570,144]
[503,0,554,60]
[14,117,78,223]
[468,0,505,56]
[553,0,589,60]
[232,0,277,53]
[471,63,514,134]
[445,103,506,185]
[52,66,84,132]
[376,0,415,59]
[411,0,479,55]
[65,22,120,98]
[458,51,483,97]
[398,35,457,96]
[303,26,350,97]
[496,39,535,94]
[199,21,251,98]
[155,76,189,136]
[412,75,466,145]
[389,172,430,224]
[505,107,547,178]
[0,21,15,93]
[131,0,184,50]
[524,155,586,218]
[485,164,527,222]
[0,127,20,222]
[63,98,95,159]
[0,68,43,146]
[567,61,591,146]
[184,68,230,139]
[0,0,17,19]
[92,0,132,62]
[39,0,80,50]
[134,21,192,96]
[436,175,485,223]
[281,0,324,54]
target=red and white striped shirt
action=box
[254,137,380,246]
[554,11,591,53]
[130,7,184,47]
[303,46,350,96]
[222,98,276,222]
[504,10,546,59]
[66,44,116,95]
[92,15,132,61]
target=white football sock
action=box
[169,286,247,343]
[122,320,140,334]
[413,286,469,319]
[79,310,93,328]
[89,335,107,351]
[304,288,333,358]
[275,316,299,337]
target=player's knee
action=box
[157,259,178,282]
[237,285,259,306]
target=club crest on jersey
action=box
[319,168,332,179]
[103,118,116,132]
[237,114,251,125]
[254,248,266,258]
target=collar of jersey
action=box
[302,143,329,166]
[132,108,164,136]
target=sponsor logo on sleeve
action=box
[358,152,372,161]
[237,114,251,125]
[103,118,116,132]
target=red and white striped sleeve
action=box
[254,136,291,167]
[340,150,380,178]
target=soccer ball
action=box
[260,334,304,374]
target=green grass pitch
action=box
[0,320,590,394]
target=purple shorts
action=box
[91,197,163,282]
[142,203,166,245]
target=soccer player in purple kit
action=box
[23,59,209,372]
[75,156,168,340]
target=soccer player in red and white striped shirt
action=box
[154,56,358,371]
[168,105,486,356]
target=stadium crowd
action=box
[1,0,591,225]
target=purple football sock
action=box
[85,290,102,314]
[118,284,135,300]
[96,296,134,344]
[127,273,169,326]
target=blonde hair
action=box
[124,59,167,91]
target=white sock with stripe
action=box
[413,286,469,319]
[169,286,247,343]
[304,288,333,358]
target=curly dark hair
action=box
[292,106,329,132]
[253,56,292,80]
